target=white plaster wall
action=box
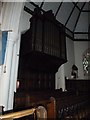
[74,41,90,79]
[55,37,75,90]
[0,31,2,53]
[0,2,2,25]
[0,2,4,79]
[0,2,2,28]
[64,37,75,78]
[0,2,1,15]
[0,31,2,78]
[19,9,32,32]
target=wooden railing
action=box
[0,108,35,120]
[0,98,56,120]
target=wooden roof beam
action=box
[55,2,63,17]
[24,6,34,15]
[65,2,78,26]
[40,0,45,9]
[72,2,80,11]
[29,2,45,13]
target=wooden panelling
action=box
[65,79,90,93]
[14,90,90,119]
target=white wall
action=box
[64,37,75,78]
[55,37,75,90]
[0,31,2,79]
[19,9,32,32]
[0,6,1,30]
[74,41,90,79]
[0,31,2,56]
[64,40,90,80]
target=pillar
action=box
[0,2,25,111]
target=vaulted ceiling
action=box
[24,1,90,40]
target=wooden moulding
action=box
[0,108,35,120]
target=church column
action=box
[8,33,21,110]
[0,32,18,110]
[0,2,25,111]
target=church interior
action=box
[0,1,90,120]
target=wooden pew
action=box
[56,94,90,119]
[14,90,90,120]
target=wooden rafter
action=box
[40,0,45,9]
[82,10,90,12]
[55,2,63,17]
[24,6,33,15]
[74,39,90,41]
[72,2,80,11]
[65,2,78,26]
[74,32,89,34]
[29,2,45,13]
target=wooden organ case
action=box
[14,9,67,109]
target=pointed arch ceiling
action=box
[25,1,90,40]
